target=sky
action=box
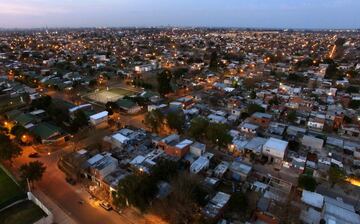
[0,0,359,29]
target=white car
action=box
[100,201,112,211]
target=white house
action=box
[262,137,288,162]
[89,111,108,126]
[190,156,210,174]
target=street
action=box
[8,138,153,224]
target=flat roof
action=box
[112,133,129,144]
[264,137,288,152]
[175,139,193,149]
[90,111,108,120]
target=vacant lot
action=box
[0,167,26,208]
[0,200,46,224]
[84,87,136,104]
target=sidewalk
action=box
[32,189,77,224]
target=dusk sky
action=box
[0,0,359,29]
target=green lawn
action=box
[0,167,26,208]
[0,200,46,224]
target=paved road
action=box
[9,143,150,224]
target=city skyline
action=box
[0,0,359,29]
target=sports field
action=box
[0,166,25,208]
[84,87,136,104]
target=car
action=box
[28,152,40,158]
[65,177,76,185]
[100,201,112,211]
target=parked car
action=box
[28,152,40,158]
[100,201,112,211]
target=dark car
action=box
[28,152,40,158]
[65,177,76,185]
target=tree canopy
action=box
[206,123,233,148]
[298,175,317,192]
[247,104,265,115]
[209,51,218,71]
[144,109,164,133]
[19,161,46,185]
[0,133,22,163]
[328,165,346,187]
[166,110,185,134]
[31,95,52,110]
[189,117,209,140]
[157,70,173,96]
[71,110,88,131]
[113,159,179,212]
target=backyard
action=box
[0,166,26,209]
[0,200,47,224]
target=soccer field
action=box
[84,87,136,104]
[0,166,26,208]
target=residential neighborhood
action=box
[1,14,360,224]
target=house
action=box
[229,160,252,181]
[322,196,360,224]
[203,192,231,219]
[262,138,288,162]
[30,122,64,143]
[190,156,210,174]
[190,142,206,158]
[86,152,118,185]
[157,134,193,159]
[307,117,325,130]
[239,122,259,134]
[89,111,108,126]
[208,114,227,124]
[245,137,267,155]
[301,135,324,151]
[249,112,272,128]
[115,99,142,114]
[213,161,230,178]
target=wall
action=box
[27,192,54,224]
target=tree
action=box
[328,165,346,187]
[71,110,88,131]
[10,125,29,143]
[31,95,52,110]
[105,101,119,115]
[144,109,164,133]
[88,79,97,87]
[247,104,265,115]
[0,134,22,164]
[298,175,317,191]
[250,90,256,99]
[346,86,359,94]
[19,161,46,186]
[157,70,173,96]
[114,173,157,212]
[228,192,248,213]
[286,110,297,123]
[269,96,279,106]
[209,51,218,71]
[189,117,209,140]
[349,100,360,110]
[166,110,185,134]
[243,78,256,90]
[324,63,340,80]
[206,123,233,148]
[150,159,179,182]
[150,172,208,224]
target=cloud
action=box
[0,1,68,16]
